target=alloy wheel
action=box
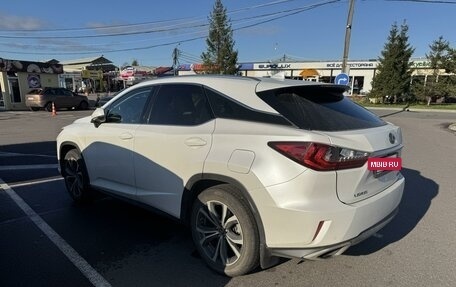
[195,200,244,266]
[64,157,85,199]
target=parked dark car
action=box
[96,95,114,107]
[96,90,125,107]
[26,87,89,111]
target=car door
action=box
[54,88,72,108]
[83,86,154,198]
[134,84,215,218]
[43,88,57,106]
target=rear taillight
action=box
[268,142,369,171]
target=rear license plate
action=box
[369,154,401,177]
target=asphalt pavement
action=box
[0,108,455,287]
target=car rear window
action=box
[257,85,386,131]
[27,89,43,95]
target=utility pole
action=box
[341,0,355,74]
[172,44,180,76]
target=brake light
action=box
[268,142,369,171]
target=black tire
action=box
[78,101,89,110]
[45,102,53,112]
[29,107,40,111]
[62,149,93,203]
[191,184,260,277]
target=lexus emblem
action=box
[389,133,396,144]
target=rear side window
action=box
[204,87,291,126]
[258,85,386,131]
[28,89,42,95]
[60,89,73,97]
[44,89,56,96]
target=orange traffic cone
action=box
[51,102,57,116]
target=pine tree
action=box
[370,22,414,103]
[201,0,238,75]
[421,36,456,104]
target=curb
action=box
[366,106,456,113]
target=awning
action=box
[154,66,173,75]
[299,69,319,77]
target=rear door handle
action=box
[185,137,207,147]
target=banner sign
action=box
[0,58,63,74]
[27,74,41,88]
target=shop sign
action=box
[82,70,103,79]
[27,74,41,88]
[0,58,63,74]
[326,62,376,68]
[410,61,431,68]
[258,63,291,69]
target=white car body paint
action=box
[57,75,404,265]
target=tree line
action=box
[359,22,456,104]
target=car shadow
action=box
[0,141,56,156]
[5,139,436,284]
[2,139,231,286]
[57,141,231,286]
[346,168,438,256]
[60,196,230,286]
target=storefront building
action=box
[178,58,437,95]
[177,60,377,94]
[59,56,117,93]
[0,58,63,110]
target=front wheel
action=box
[78,101,89,110]
[191,185,260,276]
[45,102,53,112]
[62,149,92,203]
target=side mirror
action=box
[90,108,106,128]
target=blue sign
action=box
[335,73,350,85]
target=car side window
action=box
[61,89,73,97]
[106,87,153,124]
[148,84,213,126]
[44,89,55,96]
[204,87,292,126]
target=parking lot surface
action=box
[1,109,455,286]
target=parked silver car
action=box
[26,87,89,111]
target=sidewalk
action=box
[366,106,456,113]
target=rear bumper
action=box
[269,206,398,259]
[256,170,404,258]
[26,99,46,107]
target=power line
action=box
[0,22,208,39]
[0,0,339,55]
[179,51,201,62]
[385,0,456,3]
[0,0,305,33]
[0,2,336,39]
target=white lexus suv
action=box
[57,75,405,276]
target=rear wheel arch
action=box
[182,175,259,224]
[182,174,278,269]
